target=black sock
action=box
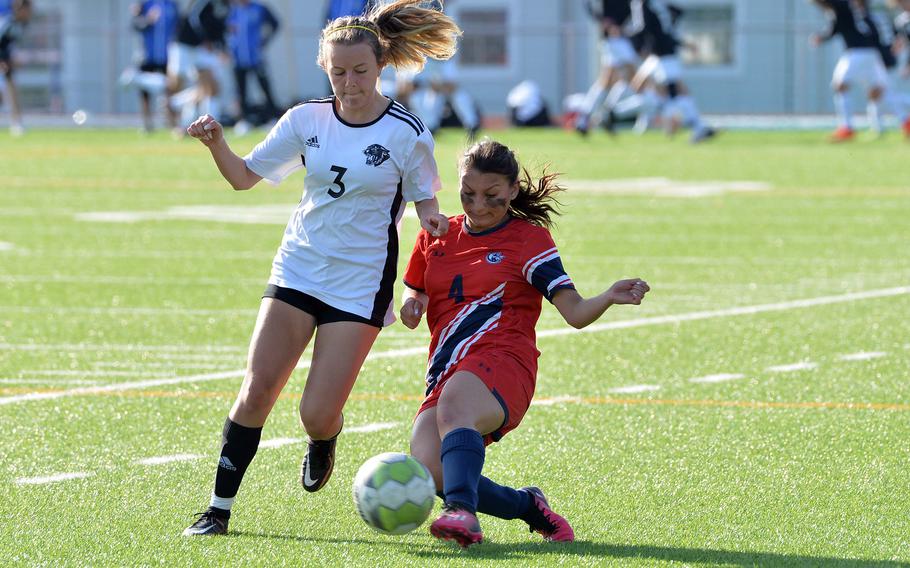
[213,418,262,500]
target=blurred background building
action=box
[8,0,910,119]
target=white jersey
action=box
[244,96,441,326]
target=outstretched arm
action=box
[186,115,262,191]
[551,278,649,329]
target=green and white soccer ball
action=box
[352,452,436,535]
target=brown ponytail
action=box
[461,140,565,229]
[318,1,462,72]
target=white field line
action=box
[258,438,302,449]
[837,351,888,362]
[0,378,103,386]
[2,286,908,407]
[531,395,583,407]
[766,362,819,373]
[15,472,93,485]
[21,423,402,485]
[689,373,746,384]
[136,454,203,466]
[0,242,14,252]
[609,384,661,394]
[29,370,174,378]
[0,342,245,353]
[536,286,910,339]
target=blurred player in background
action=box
[0,0,31,136]
[180,0,459,537]
[227,0,281,133]
[612,0,715,142]
[126,0,179,133]
[169,0,230,130]
[811,0,890,141]
[401,139,649,548]
[870,3,910,137]
[575,0,635,136]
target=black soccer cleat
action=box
[182,507,230,536]
[301,418,342,492]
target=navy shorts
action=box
[263,284,380,328]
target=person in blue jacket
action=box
[228,0,281,127]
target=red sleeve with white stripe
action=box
[520,228,575,302]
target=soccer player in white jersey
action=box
[181,0,460,537]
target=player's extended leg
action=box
[299,320,380,492]
[183,298,315,536]
[428,371,502,547]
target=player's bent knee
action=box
[300,408,341,440]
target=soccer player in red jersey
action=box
[400,140,650,548]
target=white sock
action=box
[604,80,629,111]
[577,81,607,128]
[867,100,882,134]
[210,494,235,511]
[883,90,908,124]
[834,92,852,129]
[675,95,704,131]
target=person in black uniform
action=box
[811,0,890,141]
[575,0,635,135]
[168,0,230,128]
[613,0,714,142]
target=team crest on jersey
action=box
[363,144,391,167]
[486,252,504,264]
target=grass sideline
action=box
[0,127,908,566]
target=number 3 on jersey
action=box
[328,165,347,198]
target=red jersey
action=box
[403,215,575,394]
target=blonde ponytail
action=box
[318,1,461,72]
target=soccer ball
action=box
[352,452,436,535]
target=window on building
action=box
[13,7,64,111]
[458,8,508,67]
[678,5,735,67]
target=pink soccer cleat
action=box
[521,487,575,542]
[429,506,484,548]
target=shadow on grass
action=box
[230,532,907,567]
[412,541,909,567]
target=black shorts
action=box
[263,284,381,328]
[140,62,167,74]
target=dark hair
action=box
[460,140,565,229]
[317,0,461,71]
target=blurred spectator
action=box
[507,80,551,127]
[228,0,280,132]
[324,0,376,21]
[124,0,180,133]
[0,0,30,136]
[395,0,480,139]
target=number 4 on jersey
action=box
[448,274,464,304]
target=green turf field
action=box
[0,127,908,566]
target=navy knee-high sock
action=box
[476,476,533,520]
[440,428,485,514]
